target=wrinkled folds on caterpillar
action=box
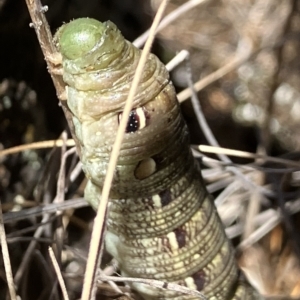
[54,18,261,300]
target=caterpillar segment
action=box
[54,18,262,300]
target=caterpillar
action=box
[54,18,262,300]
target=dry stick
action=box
[68,248,124,296]
[69,161,83,183]
[14,213,51,285]
[0,202,18,300]
[3,138,299,169]
[0,139,75,158]
[81,1,170,299]
[6,217,56,238]
[207,176,236,194]
[98,275,207,300]
[178,38,254,103]
[133,0,210,48]
[49,247,70,300]
[7,237,53,244]
[226,209,276,239]
[53,139,76,266]
[166,49,189,71]
[102,263,123,294]
[214,180,241,207]
[97,275,125,296]
[238,215,280,251]
[234,192,300,248]
[53,133,67,263]
[191,150,295,177]
[3,198,87,224]
[24,0,82,157]
[3,137,299,168]
[243,188,262,240]
[198,145,300,168]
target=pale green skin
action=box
[55,18,262,300]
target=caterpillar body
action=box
[55,18,261,300]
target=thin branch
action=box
[6,216,55,238]
[166,49,190,71]
[24,1,64,97]
[178,38,253,102]
[0,139,75,158]
[243,188,262,240]
[99,275,208,300]
[0,201,17,300]
[25,0,82,157]
[14,213,50,285]
[53,135,76,266]
[238,214,280,250]
[133,0,210,48]
[226,198,300,241]
[3,198,87,224]
[49,247,70,300]
[69,161,83,183]
[197,145,300,168]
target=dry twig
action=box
[133,0,210,48]
[0,201,17,300]
[49,247,70,300]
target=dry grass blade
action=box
[133,0,210,48]
[0,139,75,158]
[24,1,63,96]
[166,49,190,71]
[13,204,51,286]
[178,38,254,102]
[0,201,17,300]
[99,275,208,300]
[243,189,262,240]
[81,1,170,299]
[49,247,70,300]
[198,145,300,168]
[53,135,76,266]
[3,198,87,224]
[238,213,280,250]
[25,0,82,157]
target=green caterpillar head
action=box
[55,18,125,72]
[56,18,106,60]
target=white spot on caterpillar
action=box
[152,194,162,208]
[193,253,200,261]
[185,277,197,290]
[134,158,156,179]
[166,232,179,251]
